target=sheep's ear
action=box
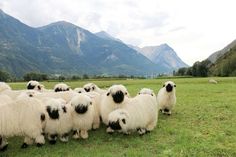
[62,106,67,113]
[92,86,95,90]
[122,119,126,124]
[90,101,92,105]
[46,106,51,113]
[66,88,70,91]
[107,92,110,96]
[163,84,165,87]
[138,92,140,95]
[174,85,176,87]
[151,93,153,96]
[55,88,59,92]
[37,85,41,90]
[125,92,128,95]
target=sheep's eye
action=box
[107,92,110,96]
[92,87,95,90]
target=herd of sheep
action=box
[0,80,176,152]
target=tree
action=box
[0,70,11,82]
[23,72,48,81]
[83,74,89,79]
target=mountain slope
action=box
[208,39,236,63]
[0,10,164,77]
[138,44,188,71]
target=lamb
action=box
[107,94,158,135]
[83,83,106,94]
[157,81,176,115]
[70,94,94,139]
[0,97,46,151]
[100,84,130,126]
[26,80,45,91]
[138,88,155,96]
[43,98,73,144]
[74,87,86,93]
[54,83,70,92]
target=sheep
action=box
[0,95,13,106]
[34,91,78,104]
[157,81,176,115]
[107,94,158,135]
[43,98,73,144]
[209,79,218,84]
[0,82,11,93]
[138,88,155,96]
[83,83,106,94]
[74,87,86,94]
[70,94,94,139]
[0,97,46,151]
[26,80,45,92]
[16,90,40,99]
[54,83,70,92]
[100,84,130,126]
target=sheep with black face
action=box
[74,87,86,94]
[54,83,70,92]
[71,94,94,139]
[100,84,129,126]
[107,94,158,135]
[157,81,176,115]
[0,97,46,151]
[26,80,45,92]
[43,98,72,144]
[83,83,106,94]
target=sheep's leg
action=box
[72,129,80,139]
[92,114,100,130]
[80,130,88,139]
[0,136,8,152]
[106,127,114,134]
[35,134,45,147]
[137,128,146,135]
[146,120,156,132]
[164,108,171,115]
[48,134,57,145]
[21,137,34,149]
[60,132,69,142]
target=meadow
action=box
[1,77,236,157]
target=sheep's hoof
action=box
[0,144,8,152]
[36,143,43,147]
[21,143,28,149]
[49,140,56,145]
[145,130,151,134]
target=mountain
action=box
[209,41,236,76]
[95,31,122,42]
[208,39,236,63]
[138,44,188,71]
[0,10,165,77]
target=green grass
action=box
[1,77,236,157]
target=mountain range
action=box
[0,9,188,77]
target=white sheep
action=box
[107,94,158,135]
[70,94,94,139]
[0,82,11,93]
[54,83,70,92]
[74,87,86,93]
[43,98,73,144]
[26,80,45,91]
[209,79,218,84]
[0,94,13,106]
[138,88,155,96]
[0,97,46,151]
[157,81,176,115]
[16,90,40,99]
[100,84,130,126]
[83,83,106,94]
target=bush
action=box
[0,70,11,82]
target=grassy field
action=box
[1,77,236,157]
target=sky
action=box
[1,0,236,66]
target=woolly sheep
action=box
[100,84,130,125]
[209,79,218,84]
[43,98,73,144]
[26,80,45,91]
[83,83,106,94]
[138,88,155,96]
[54,83,70,92]
[0,95,13,106]
[0,82,11,93]
[107,94,158,135]
[70,94,94,139]
[157,81,176,115]
[0,97,46,151]
[74,87,86,93]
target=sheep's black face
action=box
[55,88,62,92]
[166,84,173,92]
[112,91,124,103]
[27,83,35,90]
[84,88,90,92]
[47,106,59,119]
[75,105,88,114]
[108,120,121,130]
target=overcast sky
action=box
[1,0,236,65]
